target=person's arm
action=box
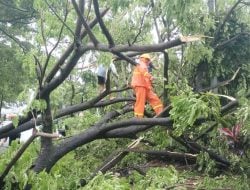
[139,66,153,89]
[144,72,153,89]
[110,61,119,78]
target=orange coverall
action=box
[131,61,163,118]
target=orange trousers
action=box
[133,86,163,118]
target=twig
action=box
[174,135,231,167]
[90,137,143,178]
[198,68,240,92]
[86,0,92,20]
[33,55,43,88]
[131,5,151,44]
[45,0,75,37]
[194,123,217,141]
[213,0,242,45]
[215,32,250,49]
[215,94,236,101]
[40,15,49,56]
[0,27,27,51]
[41,2,69,82]
[241,1,250,5]
[125,149,197,161]
[44,8,109,83]
[36,132,60,138]
[0,1,34,13]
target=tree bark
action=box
[33,95,54,173]
[163,51,169,107]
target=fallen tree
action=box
[0,1,250,189]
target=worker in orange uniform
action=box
[131,54,163,118]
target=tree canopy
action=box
[0,0,249,189]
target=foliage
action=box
[197,174,249,190]
[1,136,249,189]
[0,140,38,189]
[0,45,29,116]
[197,151,217,175]
[169,88,221,136]
[30,100,47,112]
[0,0,250,189]
[27,153,87,190]
[128,166,179,189]
[85,172,130,190]
[85,166,179,190]
[60,111,100,135]
[144,126,173,149]
[0,0,36,49]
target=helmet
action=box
[140,53,151,60]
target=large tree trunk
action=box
[33,95,54,173]
[195,61,207,91]
[163,51,169,107]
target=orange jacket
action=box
[131,62,152,89]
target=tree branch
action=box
[0,134,37,182]
[110,50,138,66]
[0,27,27,51]
[93,0,114,47]
[126,148,197,162]
[212,0,242,45]
[198,67,240,92]
[241,1,250,5]
[0,128,61,182]
[0,1,35,13]
[72,0,99,46]
[215,32,250,50]
[41,2,69,83]
[40,15,49,56]
[44,0,75,37]
[3,89,249,173]
[82,38,185,53]
[0,96,133,139]
[131,5,151,44]
[91,137,143,177]
[74,0,85,40]
[44,8,109,83]
[56,97,134,118]
[33,55,43,88]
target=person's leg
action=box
[97,76,106,93]
[146,89,163,115]
[134,87,147,118]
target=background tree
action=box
[0,0,37,50]
[0,45,29,118]
[0,0,37,117]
